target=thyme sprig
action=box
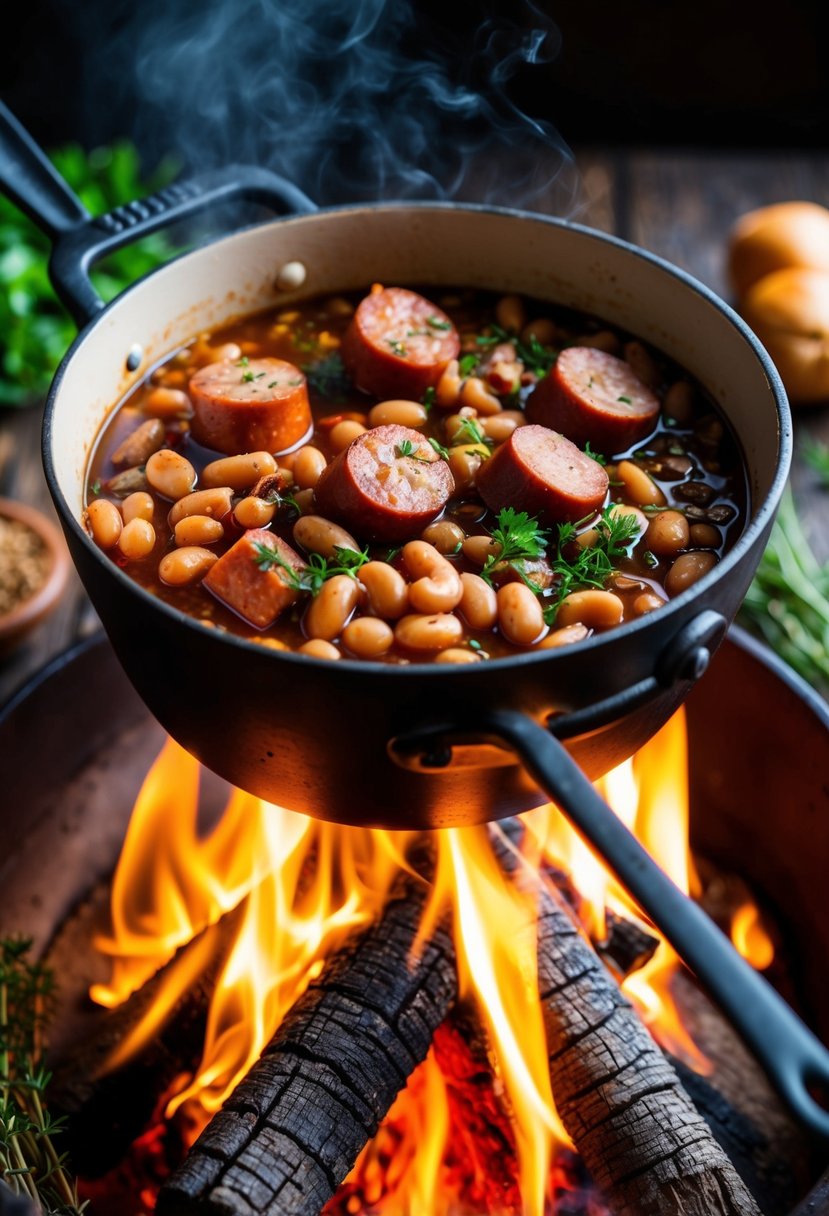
[0,938,86,1214]
[476,323,558,377]
[252,540,369,596]
[739,487,829,689]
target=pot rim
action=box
[42,201,792,679]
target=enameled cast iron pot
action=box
[6,105,829,1139]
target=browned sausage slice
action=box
[526,347,660,455]
[476,424,608,525]
[203,529,305,629]
[189,358,312,456]
[341,287,460,400]
[314,424,454,542]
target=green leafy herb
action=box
[268,380,278,388]
[739,487,829,689]
[89,480,101,497]
[0,938,86,1214]
[385,546,402,562]
[458,354,479,377]
[583,442,607,466]
[422,386,436,412]
[617,395,632,404]
[0,142,178,407]
[642,550,659,568]
[396,439,416,458]
[252,539,369,596]
[481,508,548,583]
[301,352,351,401]
[241,370,255,383]
[476,323,557,378]
[452,416,492,449]
[803,438,829,489]
[426,315,451,331]
[542,507,640,622]
[236,356,250,368]
[388,339,407,358]
[428,437,451,461]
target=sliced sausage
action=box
[476,424,608,525]
[526,347,660,455]
[203,528,306,630]
[189,358,312,456]
[314,424,454,542]
[341,287,460,400]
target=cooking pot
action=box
[6,104,829,1140]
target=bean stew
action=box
[84,286,747,664]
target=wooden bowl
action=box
[0,497,70,655]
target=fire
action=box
[731,901,775,970]
[92,707,759,1213]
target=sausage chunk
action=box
[189,358,312,455]
[476,424,608,525]
[203,529,305,629]
[341,287,460,400]
[527,347,660,455]
[314,424,453,542]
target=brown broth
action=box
[85,288,748,664]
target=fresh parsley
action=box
[584,441,607,466]
[236,356,250,368]
[388,338,407,358]
[458,353,479,377]
[241,370,255,383]
[252,540,369,596]
[480,508,548,583]
[422,386,436,412]
[300,352,351,401]
[90,479,102,496]
[617,395,633,404]
[426,315,451,331]
[476,323,557,377]
[542,507,640,622]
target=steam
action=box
[90,0,579,212]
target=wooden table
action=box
[2,148,828,709]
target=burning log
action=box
[491,828,762,1216]
[666,971,811,1215]
[49,907,245,1176]
[157,872,456,1216]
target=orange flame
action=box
[731,901,775,970]
[94,705,722,1209]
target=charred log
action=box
[49,908,244,1176]
[157,873,456,1216]
[491,828,762,1216]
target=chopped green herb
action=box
[426,315,452,331]
[252,539,369,596]
[584,442,607,466]
[481,508,548,584]
[453,417,493,449]
[642,550,659,568]
[428,437,451,461]
[236,356,250,368]
[301,352,351,401]
[268,380,278,388]
[287,378,302,386]
[388,339,407,358]
[458,353,479,377]
[396,439,416,458]
[422,386,436,412]
[385,546,402,562]
[468,638,484,652]
[476,324,557,378]
[541,506,640,623]
[90,479,101,496]
[617,395,632,404]
[242,370,255,383]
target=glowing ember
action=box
[90,706,760,1212]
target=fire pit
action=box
[0,629,827,1216]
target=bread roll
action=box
[729,201,829,297]
[741,267,829,403]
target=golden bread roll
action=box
[729,201,829,297]
[741,267,829,403]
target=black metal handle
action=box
[484,706,829,1139]
[0,102,316,326]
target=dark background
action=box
[2,0,827,160]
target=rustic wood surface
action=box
[1,147,828,712]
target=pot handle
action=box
[482,705,829,1139]
[0,102,316,326]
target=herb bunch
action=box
[301,353,351,402]
[252,540,369,596]
[476,323,558,377]
[0,938,85,1214]
[0,142,177,407]
[543,507,640,621]
[739,487,829,689]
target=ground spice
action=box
[0,515,51,615]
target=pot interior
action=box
[47,205,787,532]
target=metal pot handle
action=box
[482,705,829,1139]
[0,102,316,327]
